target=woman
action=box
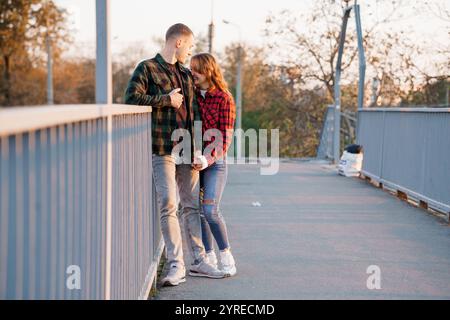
[190,53,237,277]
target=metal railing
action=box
[357,108,450,220]
[0,104,163,299]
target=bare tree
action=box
[0,0,70,106]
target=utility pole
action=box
[45,1,53,105]
[223,19,243,159]
[208,0,215,54]
[333,0,366,163]
[46,34,54,105]
[236,45,243,159]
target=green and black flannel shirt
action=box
[124,53,200,160]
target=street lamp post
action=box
[334,0,366,163]
[44,1,53,105]
[223,20,243,159]
[208,0,215,54]
[46,34,53,105]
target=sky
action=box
[57,0,315,53]
[55,0,450,59]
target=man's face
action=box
[175,34,194,64]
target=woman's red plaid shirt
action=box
[197,88,236,166]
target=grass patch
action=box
[148,254,166,299]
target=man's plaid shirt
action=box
[124,54,200,157]
[197,88,236,165]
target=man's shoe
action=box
[189,260,225,279]
[205,251,218,269]
[220,249,237,277]
[161,263,186,286]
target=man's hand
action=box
[169,88,183,109]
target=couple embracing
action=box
[125,23,237,286]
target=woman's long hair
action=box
[190,53,231,95]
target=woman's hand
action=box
[192,153,208,171]
[192,163,204,171]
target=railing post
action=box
[105,115,113,300]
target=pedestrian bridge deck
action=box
[156,160,450,300]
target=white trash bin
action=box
[338,150,363,177]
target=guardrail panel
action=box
[358,108,450,215]
[357,111,384,178]
[110,113,154,300]
[422,112,450,206]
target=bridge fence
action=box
[357,108,450,221]
[0,104,163,299]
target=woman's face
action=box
[190,66,208,89]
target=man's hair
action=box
[165,23,194,42]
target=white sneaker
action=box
[220,249,237,277]
[189,260,225,279]
[205,251,218,269]
[161,263,186,286]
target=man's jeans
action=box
[152,154,205,266]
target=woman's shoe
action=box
[206,251,218,269]
[220,249,237,277]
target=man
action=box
[124,23,224,286]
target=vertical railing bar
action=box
[0,137,8,299]
[15,134,24,299]
[105,113,113,300]
[126,116,130,299]
[34,131,42,299]
[62,124,70,300]
[22,133,30,299]
[139,115,145,295]
[131,116,136,298]
[124,116,128,299]
[49,126,57,299]
[93,119,98,299]
[56,125,64,299]
[93,119,99,299]
[101,118,107,299]
[6,136,17,299]
[110,116,116,299]
[67,123,75,299]
[40,129,49,299]
[120,116,125,299]
[28,132,36,299]
[135,116,139,297]
[78,122,85,299]
[74,123,82,300]
[85,120,92,299]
